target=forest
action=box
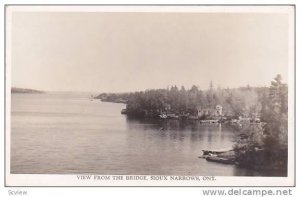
[234,74,288,172]
[96,74,288,172]
[97,82,267,120]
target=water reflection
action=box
[126,117,235,146]
[11,94,284,176]
[124,117,286,176]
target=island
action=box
[94,93,129,103]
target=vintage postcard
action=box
[5,5,295,186]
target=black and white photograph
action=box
[5,5,295,186]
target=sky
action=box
[10,11,291,93]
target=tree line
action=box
[97,83,267,120]
[125,75,288,172]
[96,74,288,172]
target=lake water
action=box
[11,93,270,176]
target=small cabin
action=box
[216,105,222,116]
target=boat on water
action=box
[202,148,232,156]
[200,148,236,165]
[206,156,236,165]
[159,114,167,119]
[158,113,180,119]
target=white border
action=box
[4,5,295,187]
[5,5,294,13]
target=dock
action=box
[200,120,219,124]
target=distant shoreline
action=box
[11,87,45,94]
